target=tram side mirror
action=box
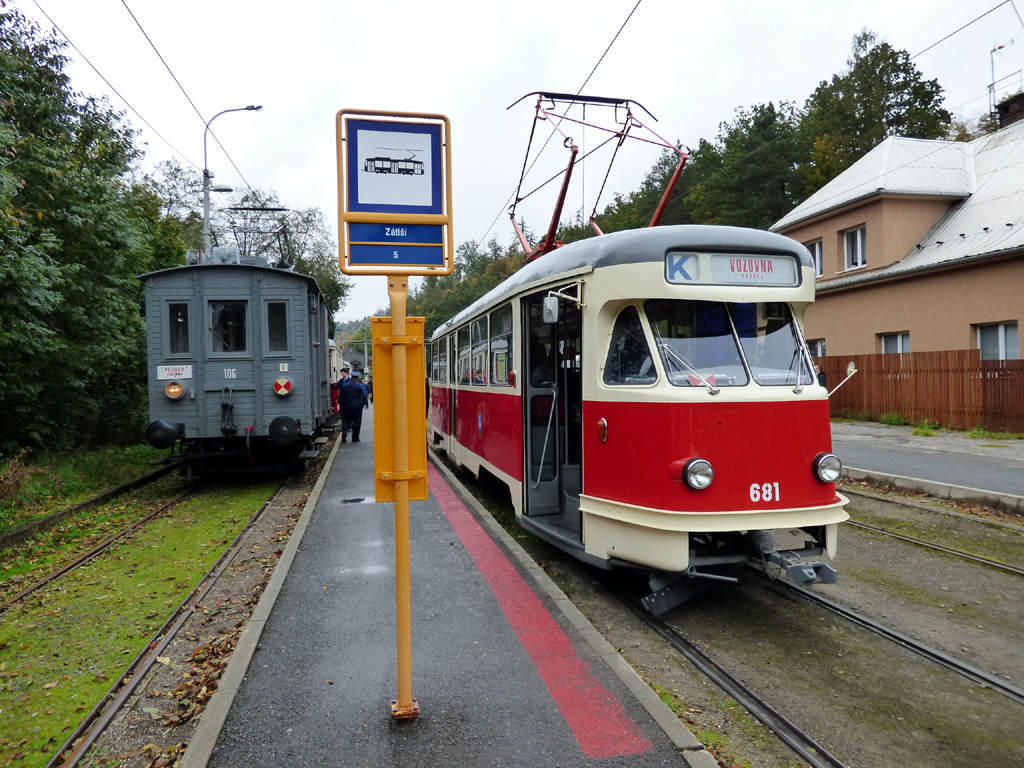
[846,361,858,378]
[542,296,559,324]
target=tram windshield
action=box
[646,300,747,387]
[644,300,813,388]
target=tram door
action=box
[524,290,583,542]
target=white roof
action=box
[772,119,1024,284]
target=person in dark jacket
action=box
[340,370,369,442]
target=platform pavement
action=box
[180,406,717,768]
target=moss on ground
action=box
[0,481,276,768]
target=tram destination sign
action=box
[665,251,798,286]
[336,110,454,276]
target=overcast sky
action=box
[12,0,1024,321]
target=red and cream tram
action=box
[429,224,849,613]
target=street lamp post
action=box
[202,104,263,259]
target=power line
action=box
[912,1,1011,59]
[478,0,643,247]
[29,0,199,170]
[119,0,255,191]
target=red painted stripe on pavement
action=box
[429,465,651,758]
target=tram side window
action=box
[489,304,513,386]
[210,300,247,353]
[457,327,471,384]
[439,340,448,386]
[168,302,190,355]
[470,318,488,384]
[603,306,656,385]
[430,341,438,383]
[267,301,289,353]
[729,302,813,386]
[646,300,748,387]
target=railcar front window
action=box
[729,302,813,386]
[267,302,288,353]
[645,300,748,387]
[210,301,247,353]
[168,303,190,355]
[603,306,656,385]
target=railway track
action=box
[757,572,1024,707]
[616,590,851,768]
[48,480,287,768]
[0,487,199,615]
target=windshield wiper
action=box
[658,342,720,395]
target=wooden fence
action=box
[819,351,1024,433]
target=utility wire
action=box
[119,0,255,191]
[479,0,643,246]
[29,0,199,170]
[912,1,1012,59]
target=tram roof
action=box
[433,224,811,338]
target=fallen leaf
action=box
[156,656,171,665]
[43,681,58,690]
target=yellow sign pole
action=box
[388,275,419,720]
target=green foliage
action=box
[802,30,951,193]
[408,237,524,337]
[0,10,170,453]
[912,419,939,436]
[880,413,911,426]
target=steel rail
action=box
[844,520,1024,577]
[0,487,199,615]
[840,484,1024,534]
[616,591,850,768]
[760,575,1024,707]
[48,480,287,768]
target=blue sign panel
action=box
[347,120,443,215]
[666,252,699,283]
[349,223,444,245]
[350,244,445,267]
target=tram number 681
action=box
[750,482,780,503]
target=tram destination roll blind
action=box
[665,251,798,286]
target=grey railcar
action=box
[141,253,334,474]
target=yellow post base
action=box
[391,699,421,720]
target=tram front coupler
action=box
[765,550,839,585]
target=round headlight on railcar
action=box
[683,458,714,490]
[813,452,842,483]
[164,380,185,400]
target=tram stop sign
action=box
[336,110,454,276]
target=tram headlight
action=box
[164,380,185,400]
[813,452,842,483]
[683,458,714,490]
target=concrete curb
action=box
[842,466,1024,515]
[179,436,343,768]
[429,453,719,768]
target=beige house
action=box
[771,98,1024,361]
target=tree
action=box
[802,30,951,192]
[0,8,168,452]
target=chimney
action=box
[996,92,1024,129]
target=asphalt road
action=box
[830,421,1024,498]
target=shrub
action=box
[880,413,911,426]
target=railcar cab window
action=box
[266,301,289,354]
[646,300,748,387]
[470,318,488,384]
[457,326,471,384]
[729,302,813,386]
[489,304,512,386]
[210,300,247,354]
[168,302,190,355]
[603,306,656,385]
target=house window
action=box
[805,240,823,277]
[807,338,826,357]
[844,226,866,270]
[881,332,910,354]
[978,322,1019,360]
